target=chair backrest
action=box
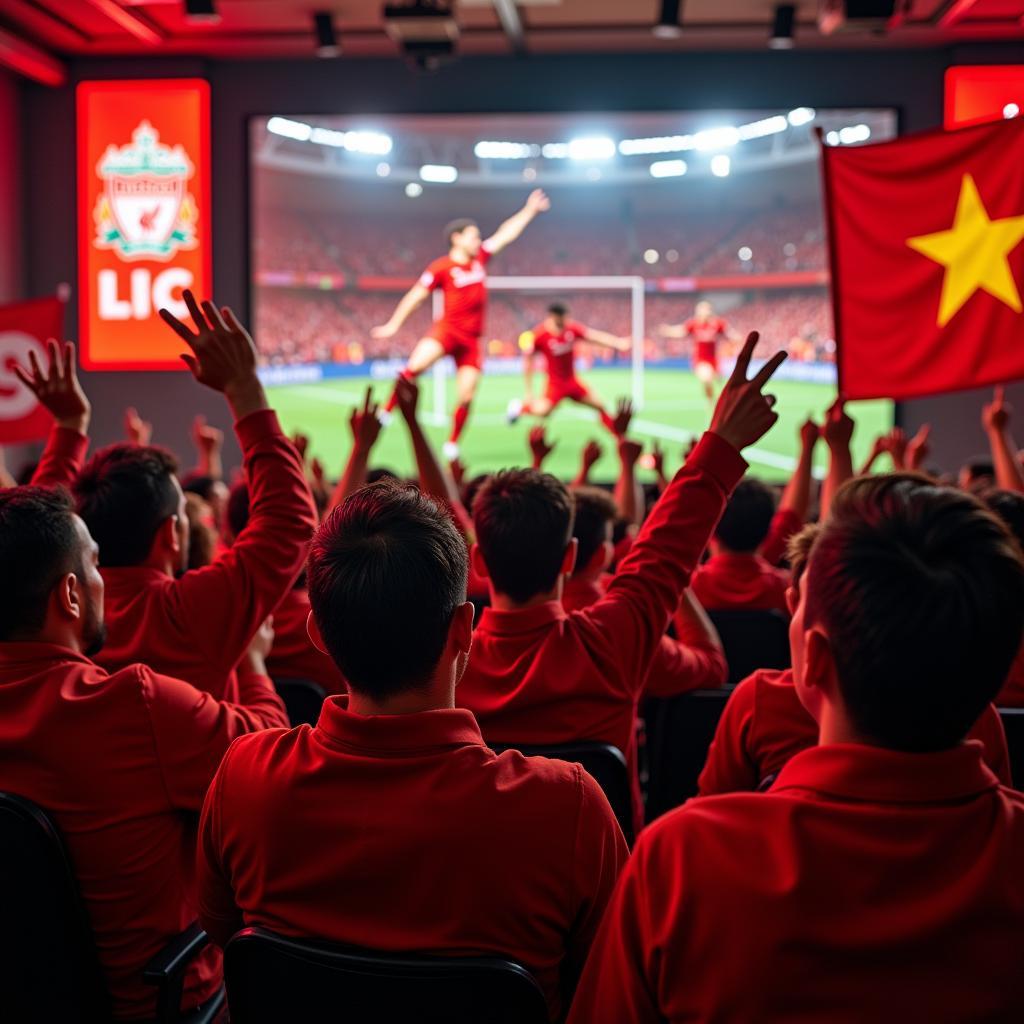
[224,927,549,1024]
[999,707,1024,789]
[642,688,733,822]
[272,677,327,727]
[708,608,791,686]
[489,740,633,843]
[0,791,111,1023]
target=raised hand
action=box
[159,289,266,418]
[449,456,467,489]
[650,440,666,477]
[582,439,604,472]
[611,397,634,438]
[906,424,932,472]
[799,417,820,451]
[821,397,855,451]
[310,457,326,488]
[983,386,1011,433]
[525,188,551,214]
[289,430,310,462]
[394,374,420,422]
[708,332,786,451]
[12,339,91,433]
[618,438,643,468]
[193,414,224,455]
[124,406,152,446]
[529,425,556,468]
[886,426,908,469]
[350,387,383,453]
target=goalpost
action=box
[427,275,647,426]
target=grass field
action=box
[269,368,891,484]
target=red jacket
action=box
[561,575,727,696]
[0,643,288,1019]
[97,410,317,701]
[698,668,1012,794]
[458,433,746,829]
[30,424,88,488]
[264,588,347,696]
[569,742,1024,1023]
[196,701,628,1021]
[691,551,789,614]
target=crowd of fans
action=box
[2,293,1023,1021]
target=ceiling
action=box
[2,0,1023,85]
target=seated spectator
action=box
[0,487,288,1019]
[691,477,790,614]
[196,483,627,1021]
[74,292,317,700]
[699,524,1012,794]
[457,333,785,831]
[565,485,726,695]
[982,489,1024,707]
[569,474,1024,1022]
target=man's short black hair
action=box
[74,444,180,567]
[473,469,574,604]
[571,487,618,577]
[181,473,217,502]
[714,477,777,553]
[307,481,468,699]
[547,302,568,317]
[805,474,1024,753]
[462,473,492,516]
[444,218,477,247]
[982,488,1024,550]
[0,487,80,641]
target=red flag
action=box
[822,117,1024,400]
[0,297,65,443]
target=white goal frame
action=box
[428,275,646,425]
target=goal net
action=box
[426,275,647,426]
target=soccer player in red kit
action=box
[506,302,631,435]
[659,299,739,408]
[372,189,551,461]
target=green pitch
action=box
[268,369,891,484]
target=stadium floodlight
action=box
[343,130,393,154]
[650,159,687,178]
[694,126,740,151]
[267,117,312,141]
[619,135,693,155]
[568,137,616,161]
[310,127,347,147]
[769,4,795,49]
[838,124,871,144]
[825,130,840,145]
[737,115,788,140]
[474,141,538,159]
[787,107,816,126]
[541,142,569,159]
[710,154,731,177]
[420,163,459,182]
[376,162,391,176]
[738,246,753,261]
[1004,103,1020,119]
[405,182,423,197]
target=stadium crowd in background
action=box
[1,291,1023,1021]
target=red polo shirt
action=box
[561,575,727,697]
[691,551,789,614]
[569,742,1024,1023]
[997,643,1024,707]
[264,588,347,696]
[459,432,746,829]
[0,642,288,1020]
[30,424,88,488]
[196,700,628,1021]
[699,668,1012,794]
[96,410,317,701]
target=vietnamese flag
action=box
[823,116,1024,400]
[0,297,65,443]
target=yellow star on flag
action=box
[906,173,1024,328]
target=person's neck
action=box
[347,684,454,717]
[815,702,871,747]
[488,586,560,612]
[139,552,177,578]
[449,245,470,262]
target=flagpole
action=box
[815,125,846,401]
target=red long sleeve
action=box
[697,675,761,795]
[30,425,88,489]
[760,506,805,567]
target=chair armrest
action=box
[143,921,211,1024]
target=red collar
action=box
[0,641,95,670]
[315,699,486,755]
[476,600,567,637]
[771,741,1000,804]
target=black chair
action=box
[489,740,634,844]
[642,688,733,822]
[272,676,327,726]
[0,791,224,1024]
[999,707,1024,789]
[223,927,549,1024]
[708,608,791,686]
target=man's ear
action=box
[470,542,489,581]
[54,572,83,623]
[561,537,578,577]
[795,627,838,722]
[786,585,799,616]
[450,600,475,656]
[153,515,180,557]
[306,611,328,654]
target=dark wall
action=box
[19,46,1024,470]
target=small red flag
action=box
[0,297,65,443]
[823,117,1024,400]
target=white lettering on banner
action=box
[98,268,192,321]
[0,331,48,420]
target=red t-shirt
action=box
[530,321,588,385]
[569,742,1024,1023]
[698,668,1012,795]
[685,316,728,364]
[0,643,288,1019]
[691,551,790,614]
[197,702,628,1021]
[418,245,492,337]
